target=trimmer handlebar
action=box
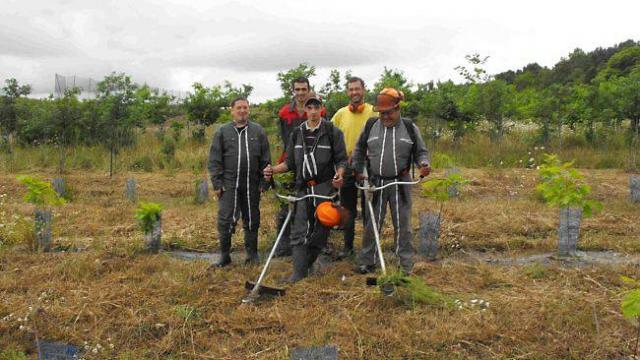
[355,176,424,192]
[275,192,338,203]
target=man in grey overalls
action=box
[208,97,271,268]
[264,93,348,282]
[352,88,431,274]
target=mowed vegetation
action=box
[0,162,639,359]
[1,40,640,359]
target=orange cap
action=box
[373,87,405,112]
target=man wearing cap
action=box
[351,88,431,275]
[330,76,377,259]
[208,97,271,268]
[272,77,328,257]
[264,93,348,283]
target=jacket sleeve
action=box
[278,106,288,147]
[259,128,272,190]
[208,128,225,190]
[285,129,297,171]
[412,123,430,167]
[351,119,372,175]
[332,126,348,172]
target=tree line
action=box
[1,39,638,170]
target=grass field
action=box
[1,166,639,359]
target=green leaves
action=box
[16,175,65,207]
[378,270,452,308]
[135,202,162,233]
[621,276,640,322]
[421,172,470,202]
[536,154,603,217]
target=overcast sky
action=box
[1,0,638,102]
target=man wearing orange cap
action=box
[264,93,347,283]
[351,88,431,275]
[330,77,377,259]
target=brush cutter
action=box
[356,168,423,296]
[242,192,338,303]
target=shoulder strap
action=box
[402,118,417,145]
[363,117,378,141]
[401,118,418,177]
[324,120,334,145]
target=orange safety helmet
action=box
[373,87,405,112]
[316,201,342,228]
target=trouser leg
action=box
[306,213,330,269]
[340,181,357,251]
[288,197,311,282]
[390,183,414,273]
[274,203,292,256]
[215,188,237,266]
[238,185,260,262]
[357,188,387,267]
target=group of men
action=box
[207,76,431,282]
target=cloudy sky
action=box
[1,0,638,102]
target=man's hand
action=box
[263,164,273,181]
[213,189,223,199]
[419,165,432,178]
[355,172,367,182]
[332,173,344,189]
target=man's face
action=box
[305,103,322,122]
[347,81,364,104]
[380,107,400,128]
[293,82,309,103]
[231,100,250,125]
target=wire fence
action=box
[54,74,188,101]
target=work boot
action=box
[211,232,232,269]
[306,246,322,275]
[244,229,259,265]
[210,253,231,269]
[287,245,308,283]
[336,247,354,260]
[353,264,375,274]
[244,252,259,266]
[274,206,292,257]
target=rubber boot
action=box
[244,229,259,265]
[287,245,308,283]
[274,205,292,257]
[211,232,232,268]
[306,246,322,276]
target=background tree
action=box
[319,69,350,119]
[276,63,316,98]
[50,88,82,173]
[0,78,31,152]
[96,72,138,177]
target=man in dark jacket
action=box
[352,88,431,275]
[264,93,347,282]
[272,77,327,257]
[208,97,271,268]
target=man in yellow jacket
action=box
[330,77,377,259]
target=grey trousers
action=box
[217,185,260,255]
[357,176,415,272]
[289,182,333,250]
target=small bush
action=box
[378,271,453,308]
[536,154,602,216]
[16,175,65,206]
[161,138,176,158]
[129,155,154,172]
[135,202,162,233]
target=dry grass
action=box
[1,168,639,359]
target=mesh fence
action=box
[54,74,188,101]
[54,74,97,97]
